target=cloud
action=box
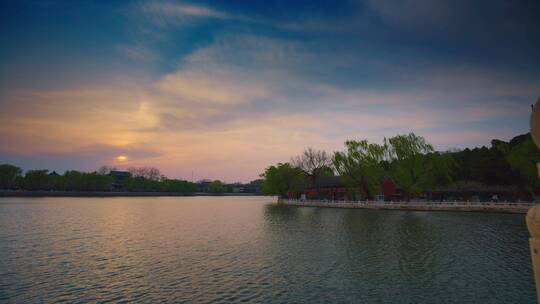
[142,1,229,19]
[155,70,270,106]
[1,22,537,182]
[116,44,159,61]
[0,144,162,173]
[367,0,457,32]
[139,1,231,27]
[0,86,159,151]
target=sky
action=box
[0,0,539,182]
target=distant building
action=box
[244,179,263,194]
[426,182,524,202]
[197,179,213,192]
[48,171,61,177]
[383,178,403,201]
[296,176,348,200]
[293,176,529,202]
[297,176,400,201]
[108,170,131,190]
[223,182,243,193]
[223,181,262,194]
[231,185,244,193]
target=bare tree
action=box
[97,165,117,175]
[127,167,162,181]
[291,148,333,198]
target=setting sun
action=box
[116,155,128,162]
[1,1,539,302]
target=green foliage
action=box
[385,133,454,198]
[333,140,386,199]
[61,171,113,191]
[318,166,335,177]
[208,180,226,193]
[503,135,540,194]
[161,179,197,193]
[22,170,53,190]
[18,170,114,192]
[423,152,455,187]
[260,163,304,197]
[449,134,535,192]
[452,144,516,185]
[123,176,161,192]
[385,133,434,160]
[122,177,196,193]
[0,164,197,193]
[260,132,537,200]
[0,164,22,189]
[391,152,455,197]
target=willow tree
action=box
[385,133,454,198]
[333,140,386,200]
[260,163,304,198]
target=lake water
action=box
[0,196,535,303]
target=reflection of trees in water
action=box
[337,210,389,263]
[341,209,388,235]
[261,203,322,295]
[324,210,389,293]
[264,204,356,298]
[265,203,330,228]
[332,211,405,291]
[394,213,443,294]
[263,203,299,224]
[333,210,445,298]
[262,205,532,301]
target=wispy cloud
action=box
[139,1,231,26]
[116,44,159,61]
[366,0,457,33]
[1,1,538,181]
[156,70,270,106]
[142,1,229,19]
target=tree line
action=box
[260,132,540,199]
[0,164,262,194]
[0,165,197,193]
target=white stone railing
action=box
[279,198,535,213]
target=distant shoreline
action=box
[0,190,263,198]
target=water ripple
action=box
[0,197,535,303]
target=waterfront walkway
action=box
[280,199,535,214]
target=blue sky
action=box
[0,0,539,182]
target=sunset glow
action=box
[0,1,538,182]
